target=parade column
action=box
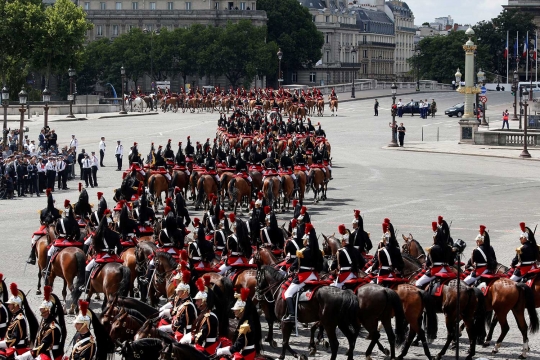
[458,27,481,144]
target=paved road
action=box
[2,90,538,360]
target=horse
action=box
[120,339,164,360]
[148,174,169,212]
[401,233,427,263]
[129,96,144,112]
[109,307,145,343]
[121,247,139,297]
[321,234,341,258]
[170,170,189,198]
[195,174,218,210]
[86,262,131,309]
[262,176,280,210]
[317,99,325,116]
[219,172,234,204]
[35,226,53,295]
[227,177,250,214]
[252,246,280,266]
[329,98,338,116]
[255,265,360,360]
[148,251,178,307]
[293,170,306,205]
[280,174,294,212]
[159,342,211,360]
[307,168,327,203]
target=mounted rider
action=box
[374,220,404,286]
[279,149,299,193]
[281,218,303,271]
[330,224,364,288]
[235,150,255,197]
[74,187,93,223]
[218,214,252,275]
[509,222,539,282]
[415,221,454,288]
[437,215,453,246]
[463,225,497,285]
[260,207,284,250]
[350,209,372,259]
[89,192,107,227]
[118,204,140,247]
[282,222,323,322]
[189,216,215,270]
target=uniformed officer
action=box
[350,209,372,257]
[283,218,303,270]
[118,205,140,246]
[89,192,107,227]
[510,222,539,282]
[415,222,454,288]
[218,214,252,275]
[70,300,108,360]
[136,192,155,228]
[437,215,453,246]
[464,225,497,285]
[375,221,404,286]
[74,188,92,222]
[330,224,364,288]
[27,189,61,265]
[397,98,403,117]
[260,207,284,249]
[189,216,214,269]
[0,274,8,340]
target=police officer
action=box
[464,225,497,285]
[330,224,364,288]
[510,222,539,282]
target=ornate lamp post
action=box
[415,46,420,91]
[18,88,27,152]
[520,88,531,158]
[457,27,481,143]
[143,28,160,91]
[388,82,398,147]
[42,87,51,128]
[477,68,488,126]
[512,70,519,121]
[277,48,283,87]
[2,86,9,145]
[120,66,127,114]
[67,67,76,118]
[455,68,462,91]
[351,47,357,98]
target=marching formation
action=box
[1,110,539,360]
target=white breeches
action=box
[284,272,317,298]
[164,173,171,181]
[85,256,109,272]
[158,324,174,334]
[31,234,42,246]
[415,274,435,287]
[84,236,92,245]
[291,174,296,180]
[0,341,6,349]
[214,175,220,183]
[185,169,190,176]
[47,245,57,257]
[463,268,489,285]
[149,259,155,266]
[330,272,356,289]
[218,264,230,275]
[327,165,332,171]
[510,274,522,282]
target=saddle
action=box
[378,276,409,290]
[262,169,279,177]
[427,273,459,297]
[95,251,124,264]
[523,268,540,287]
[226,264,257,283]
[249,165,263,172]
[343,277,370,292]
[281,279,332,302]
[476,273,503,295]
[172,165,187,171]
[50,238,83,249]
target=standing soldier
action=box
[70,300,109,360]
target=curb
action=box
[51,117,88,122]
[382,145,540,161]
[98,112,160,119]
[338,90,454,103]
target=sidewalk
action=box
[1,111,160,123]
[336,88,453,103]
[383,140,540,161]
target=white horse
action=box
[125,95,144,112]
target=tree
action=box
[109,28,151,88]
[257,0,323,78]
[77,38,112,94]
[422,22,430,27]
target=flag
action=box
[504,37,508,59]
[534,35,537,60]
[514,39,519,58]
[523,32,528,58]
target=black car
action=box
[402,101,432,116]
[445,103,484,117]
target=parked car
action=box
[445,103,484,117]
[402,101,432,116]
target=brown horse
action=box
[297,106,307,120]
[86,262,131,309]
[219,172,234,204]
[121,247,139,297]
[170,170,189,198]
[401,233,427,263]
[147,250,178,306]
[249,170,263,195]
[227,177,250,214]
[109,308,145,342]
[307,168,327,203]
[252,247,279,266]
[317,99,325,116]
[280,174,294,212]
[195,174,218,210]
[35,227,52,295]
[329,98,338,116]
[321,234,341,258]
[293,170,307,205]
[255,265,360,360]
[262,176,280,210]
[148,174,169,212]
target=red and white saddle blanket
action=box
[95,251,124,264]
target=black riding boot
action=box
[283,297,296,323]
[82,244,89,255]
[26,247,36,265]
[79,270,91,293]
[293,177,299,192]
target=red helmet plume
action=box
[164,206,172,216]
[384,218,390,224]
[10,283,18,297]
[44,285,52,302]
[78,300,89,316]
[219,210,225,220]
[354,209,360,218]
[437,215,443,225]
[179,250,188,262]
[382,222,388,233]
[240,287,250,302]
[97,192,103,200]
[229,213,236,223]
[193,217,200,227]
[64,199,70,208]
[249,201,255,209]
[179,260,188,270]
[300,206,307,215]
[182,270,191,283]
[305,223,314,234]
[257,192,263,200]
[203,274,211,287]
[46,188,52,197]
[292,199,298,207]
[195,278,205,292]
[264,206,271,215]
[338,224,346,235]
[520,222,526,232]
[291,218,298,228]
[432,221,438,232]
[479,225,486,234]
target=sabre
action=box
[534,224,537,234]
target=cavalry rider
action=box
[120,169,141,201]
[279,149,299,193]
[174,188,191,227]
[437,215,453,246]
[315,122,326,137]
[374,221,404,285]
[189,217,215,269]
[175,142,190,173]
[81,213,123,294]
[74,187,93,223]
[163,139,174,163]
[0,283,38,355]
[293,148,308,179]
[260,207,284,250]
[185,136,195,159]
[330,88,337,100]
[214,215,229,258]
[510,222,539,282]
[179,277,220,356]
[135,192,155,229]
[249,194,264,241]
[330,224,364,288]
[15,286,66,360]
[218,214,252,275]
[204,152,221,191]
[118,205,140,247]
[130,142,143,166]
[216,288,262,360]
[464,225,497,285]
[159,209,185,251]
[350,210,372,258]
[415,222,454,288]
[282,218,303,271]
[90,192,107,227]
[283,222,323,322]
[235,150,255,197]
[0,275,8,339]
[70,300,107,360]
[27,189,61,265]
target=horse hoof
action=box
[36,289,41,295]
[482,341,490,348]
[309,348,317,356]
[324,341,329,349]
[299,355,308,360]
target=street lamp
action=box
[2,86,9,145]
[520,87,531,158]
[67,67,76,118]
[42,87,51,128]
[277,48,283,87]
[143,28,160,91]
[18,88,27,153]
[120,66,127,114]
[388,82,398,147]
[415,46,420,91]
[351,47,357,98]
[455,68,462,91]
[512,70,519,121]
[477,68,488,126]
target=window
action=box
[214,1,219,9]
[363,24,367,31]
[115,2,122,10]
[100,2,106,9]
[113,25,119,36]
[147,24,153,31]
[362,64,367,74]
[251,2,255,10]
[292,72,298,83]
[132,2,138,9]
[326,51,329,62]
[185,2,191,10]
[168,2,173,9]
[240,2,245,10]
[309,72,316,83]
[128,25,135,31]
[326,34,329,44]
[326,16,330,23]
[363,50,367,58]
[84,2,90,10]
[150,2,156,10]
[228,2,233,9]
[96,25,103,36]
[363,35,367,44]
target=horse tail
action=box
[331,288,359,331]
[171,172,179,190]
[71,251,86,307]
[228,178,237,200]
[470,287,487,341]
[267,178,274,207]
[196,177,205,204]
[221,276,234,308]
[420,289,438,342]
[386,288,406,346]
[516,282,539,333]
[118,265,131,297]
[211,283,230,337]
[149,176,156,197]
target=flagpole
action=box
[526,31,529,80]
[536,31,538,83]
[507,31,509,84]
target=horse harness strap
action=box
[476,247,488,263]
[191,242,202,260]
[339,248,352,271]
[382,248,392,266]
[263,228,271,245]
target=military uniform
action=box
[171,298,197,341]
[0,310,29,353]
[415,222,454,288]
[27,318,63,360]
[69,332,95,360]
[464,226,497,285]
[510,222,539,281]
[191,309,220,355]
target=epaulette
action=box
[425,246,432,254]
[296,249,305,259]
[16,313,24,320]
[516,246,522,255]
[238,320,251,335]
[37,210,42,215]
[59,210,63,216]
[204,313,210,318]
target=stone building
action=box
[504,0,540,28]
[386,1,415,80]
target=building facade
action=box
[386,1,415,80]
[504,0,540,28]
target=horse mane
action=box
[401,252,422,267]
[261,265,286,283]
[172,343,210,360]
[411,239,426,256]
[156,251,178,269]
[131,338,163,352]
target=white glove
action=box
[159,302,173,312]
[216,346,231,356]
[179,334,192,344]
[0,340,7,349]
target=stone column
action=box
[458,27,481,143]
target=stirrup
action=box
[282,314,296,323]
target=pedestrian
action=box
[91,151,99,187]
[374,99,379,116]
[27,157,39,197]
[56,155,68,190]
[397,122,406,147]
[37,157,46,193]
[2,173,14,199]
[70,134,78,177]
[430,99,437,118]
[49,129,57,150]
[397,98,403,117]
[410,99,414,117]
[502,109,510,129]
[99,136,106,167]
[424,99,429,119]
[115,140,123,171]
[45,157,56,191]
[38,129,46,149]
[77,148,85,180]
[82,153,94,188]
[15,156,26,197]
